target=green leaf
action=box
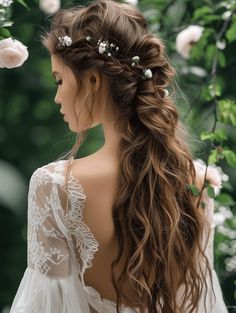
[203,14,221,23]
[229,112,236,126]
[222,149,236,167]
[208,83,222,97]
[0,27,11,38]
[215,193,235,205]
[16,0,30,10]
[226,20,236,43]
[214,129,227,142]
[218,51,226,67]
[206,44,216,68]
[208,149,218,164]
[186,184,200,196]
[200,131,214,141]
[218,99,236,125]
[207,184,215,198]
[193,6,212,20]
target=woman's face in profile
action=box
[51,54,97,132]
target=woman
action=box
[9,0,229,312]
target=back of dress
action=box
[9,158,229,313]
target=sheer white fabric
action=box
[9,159,229,313]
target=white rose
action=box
[176,25,204,59]
[0,37,29,69]
[39,0,60,14]
[0,0,13,7]
[124,0,138,6]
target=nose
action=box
[54,91,61,105]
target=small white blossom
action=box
[216,40,226,50]
[0,0,13,7]
[222,10,232,20]
[225,255,236,272]
[218,242,231,254]
[181,66,207,77]
[58,35,72,47]
[176,25,204,59]
[144,68,152,79]
[164,89,169,97]
[39,0,60,15]
[217,225,236,239]
[98,42,107,54]
[124,0,138,6]
[214,212,226,226]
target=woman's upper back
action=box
[28,155,217,312]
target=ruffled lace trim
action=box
[42,159,140,313]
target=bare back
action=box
[70,153,143,310]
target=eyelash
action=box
[55,79,62,86]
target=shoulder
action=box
[28,160,74,215]
[70,155,120,196]
[30,159,70,186]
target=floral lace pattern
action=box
[27,159,139,312]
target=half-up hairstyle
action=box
[41,1,214,312]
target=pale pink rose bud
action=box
[39,0,60,14]
[176,25,204,59]
[193,159,229,196]
[0,37,29,69]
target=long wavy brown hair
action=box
[41,1,214,312]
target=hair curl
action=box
[41,1,214,312]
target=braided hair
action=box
[41,1,213,312]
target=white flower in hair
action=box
[58,35,72,47]
[98,42,107,54]
[143,68,152,79]
[164,89,169,97]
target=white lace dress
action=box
[9,159,229,313]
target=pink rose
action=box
[0,37,29,69]
[193,159,229,196]
[176,25,204,59]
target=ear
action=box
[89,70,101,93]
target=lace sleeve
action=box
[9,166,92,313]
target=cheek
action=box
[72,97,95,130]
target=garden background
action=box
[0,0,235,312]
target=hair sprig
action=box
[96,37,119,57]
[57,35,72,47]
[57,35,153,81]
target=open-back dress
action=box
[9,158,229,313]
